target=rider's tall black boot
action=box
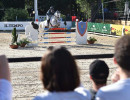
[47,19,50,27]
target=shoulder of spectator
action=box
[75,86,91,99]
[33,91,51,100]
[95,89,105,100]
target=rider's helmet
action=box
[50,6,54,9]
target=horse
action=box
[39,10,61,33]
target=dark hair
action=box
[92,78,107,85]
[41,46,80,92]
[89,60,109,85]
[114,35,130,71]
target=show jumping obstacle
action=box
[39,28,76,44]
[25,21,88,45]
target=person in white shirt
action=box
[33,46,91,100]
[89,60,109,100]
[95,34,130,100]
[0,55,12,100]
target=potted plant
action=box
[10,27,19,49]
[87,37,97,44]
[19,38,30,47]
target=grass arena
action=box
[0,31,119,100]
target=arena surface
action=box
[0,32,119,100]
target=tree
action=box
[76,0,91,21]
[76,0,130,22]
[2,8,29,21]
[76,0,101,21]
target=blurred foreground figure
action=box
[89,60,109,100]
[96,35,130,100]
[33,46,91,100]
[0,55,12,100]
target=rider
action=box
[46,6,55,27]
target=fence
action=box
[39,32,76,44]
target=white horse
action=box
[39,10,61,33]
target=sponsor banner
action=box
[99,23,111,34]
[76,22,87,44]
[111,24,123,36]
[0,21,72,30]
[0,22,32,30]
[124,26,130,35]
[87,22,110,34]
[87,22,98,32]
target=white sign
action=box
[0,21,72,30]
[0,22,32,30]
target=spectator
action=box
[89,60,109,100]
[96,34,130,100]
[33,46,91,100]
[0,55,12,100]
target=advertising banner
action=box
[111,24,123,36]
[87,22,110,34]
[124,26,130,35]
[0,22,31,30]
[99,23,111,34]
[0,21,72,30]
[87,22,99,32]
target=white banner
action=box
[0,21,72,31]
[0,21,33,30]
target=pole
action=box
[124,1,129,25]
[125,15,128,25]
[34,0,38,21]
[102,0,104,23]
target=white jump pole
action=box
[34,0,38,21]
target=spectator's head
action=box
[89,60,109,85]
[114,35,130,72]
[41,46,80,92]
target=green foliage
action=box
[60,14,66,21]
[19,38,30,45]
[2,8,29,21]
[25,0,34,11]
[76,0,91,18]
[11,28,18,45]
[87,37,97,42]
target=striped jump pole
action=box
[39,29,76,44]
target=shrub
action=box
[87,37,97,42]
